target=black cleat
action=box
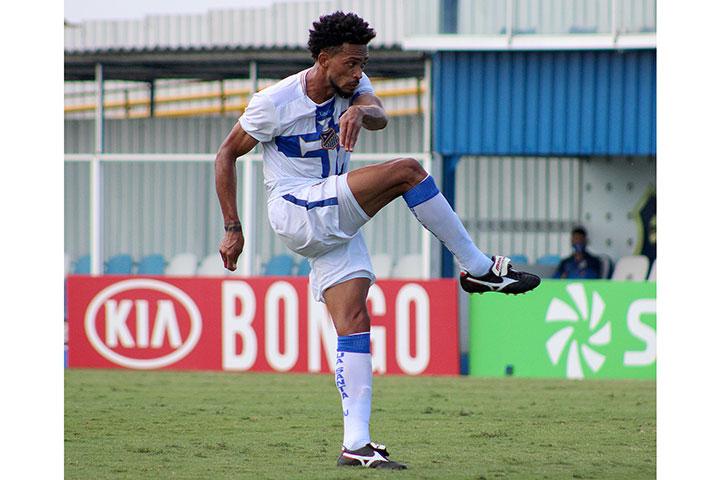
[337,442,407,470]
[460,256,541,295]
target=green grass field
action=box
[65,370,655,479]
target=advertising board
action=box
[67,276,459,375]
[469,281,656,379]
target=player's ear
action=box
[318,50,330,69]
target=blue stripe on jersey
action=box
[274,135,302,157]
[337,332,370,353]
[402,175,440,208]
[274,98,338,178]
[282,194,339,210]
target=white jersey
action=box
[239,69,375,202]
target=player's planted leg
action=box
[335,332,372,451]
[324,278,407,469]
[337,442,407,469]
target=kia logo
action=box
[84,279,202,369]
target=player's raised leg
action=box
[347,158,540,295]
[323,278,407,470]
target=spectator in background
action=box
[553,226,602,279]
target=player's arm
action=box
[215,121,259,270]
[352,93,388,130]
[339,93,388,152]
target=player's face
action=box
[325,44,369,98]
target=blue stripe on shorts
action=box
[282,193,339,210]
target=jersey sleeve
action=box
[239,94,278,142]
[350,73,375,104]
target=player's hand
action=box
[219,230,244,271]
[339,105,364,152]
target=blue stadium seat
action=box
[536,254,562,266]
[296,258,311,276]
[569,25,598,34]
[263,254,295,276]
[509,254,529,265]
[499,27,536,35]
[105,254,133,275]
[73,255,91,274]
[137,254,166,275]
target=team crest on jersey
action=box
[320,127,339,150]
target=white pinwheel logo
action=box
[545,283,611,379]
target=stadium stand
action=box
[73,255,91,274]
[611,255,650,281]
[647,259,656,281]
[569,26,598,34]
[519,264,557,279]
[136,254,166,275]
[509,254,529,265]
[263,254,295,276]
[165,253,198,276]
[536,254,561,266]
[105,254,134,274]
[197,254,227,276]
[371,253,394,278]
[226,263,247,276]
[296,258,311,276]
[393,254,424,279]
[599,253,614,279]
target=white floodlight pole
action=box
[240,60,259,276]
[90,63,105,276]
[506,0,514,46]
[422,57,432,155]
[249,60,258,94]
[240,160,255,277]
[611,0,618,45]
[421,57,433,279]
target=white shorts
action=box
[267,173,375,302]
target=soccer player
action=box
[215,11,540,470]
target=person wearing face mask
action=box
[552,226,602,279]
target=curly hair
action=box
[307,11,376,59]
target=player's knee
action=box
[337,307,371,336]
[386,158,426,191]
[396,157,427,185]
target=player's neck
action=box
[304,65,335,104]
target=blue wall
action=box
[433,50,656,156]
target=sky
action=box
[64,0,287,22]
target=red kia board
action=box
[66,276,459,375]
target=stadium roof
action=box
[63,0,655,82]
[64,46,427,82]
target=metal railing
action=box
[64,83,426,119]
[65,153,433,279]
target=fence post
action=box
[91,63,105,276]
[441,154,461,278]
